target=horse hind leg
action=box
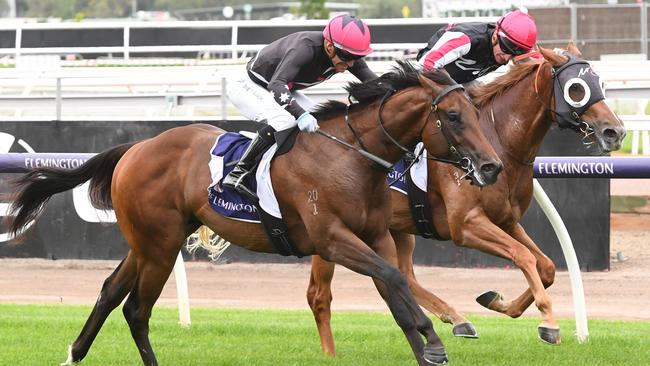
[306,255,337,356]
[122,237,183,366]
[121,257,177,366]
[64,252,137,364]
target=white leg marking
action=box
[60,345,74,366]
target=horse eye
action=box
[568,83,586,102]
[446,112,460,122]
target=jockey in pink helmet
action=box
[323,14,373,71]
[222,14,376,199]
[417,9,538,84]
[495,10,538,59]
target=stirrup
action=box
[222,169,256,195]
[222,170,259,201]
[221,124,276,201]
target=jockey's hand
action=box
[297,113,319,133]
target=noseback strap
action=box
[432,84,464,106]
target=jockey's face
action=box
[325,41,357,72]
[492,32,514,65]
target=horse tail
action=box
[8,142,136,237]
[185,226,231,261]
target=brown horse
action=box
[307,43,626,355]
[7,62,502,366]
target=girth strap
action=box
[256,206,303,257]
[405,164,444,240]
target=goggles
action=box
[334,47,362,62]
[497,33,529,56]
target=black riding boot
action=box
[222,124,276,200]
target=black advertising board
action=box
[0,121,609,270]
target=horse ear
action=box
[566,41,583,58]
[537,45,553,60]
[538,44,566,67]
[417,73,441,95]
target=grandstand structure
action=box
[423,0,570,17]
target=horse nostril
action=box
[603,128,622,141]
[480,162,502,180]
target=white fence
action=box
[1,61,649,154]
[0,18,481,65]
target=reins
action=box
[318,80,472,175]
[386,146,424,187]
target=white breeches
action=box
[225,72,317,131]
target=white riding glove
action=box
[296,113,320,133]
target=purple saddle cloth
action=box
[387,157,408,193]
[208,132,261,223]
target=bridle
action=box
[374,83,475,185]
[487,52,603,167]
[319,77,478,183]
[533,52,604,145]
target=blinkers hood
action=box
[551,52,605,130]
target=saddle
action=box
[208,127,302,257]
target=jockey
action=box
[223,14,377,198]
[417,9,537,84]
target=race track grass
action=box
[1,304,649,366]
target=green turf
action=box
[0,304,648,366]
[611,196,648,213]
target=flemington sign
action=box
[0,153,94,173]
[534,156,650,178]
[0,151,115,244]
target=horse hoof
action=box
[476,290,502,309]
[423,345,448,365]
[452,322,479,338]
[538,326,562,345]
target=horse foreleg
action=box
[392,230,478,338]
[306,255,337,356]
[457,211,560,344]
[497,223,559,343]
[66,251,137,364]
[316,225,447,366]
[490,223,557,317]
[370,230,447,366]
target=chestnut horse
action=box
[7,62,502,366]
[307,43,626,355]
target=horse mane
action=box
[313,60,456,120]
[472,62,541,108]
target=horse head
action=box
[538,42,626,153]
[372,62,502,187]
[314,61,501,187]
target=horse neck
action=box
[351,88,430,164]
[489,62,554,166]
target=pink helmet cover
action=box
[497,10,537,50]
[323,14,373,56]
